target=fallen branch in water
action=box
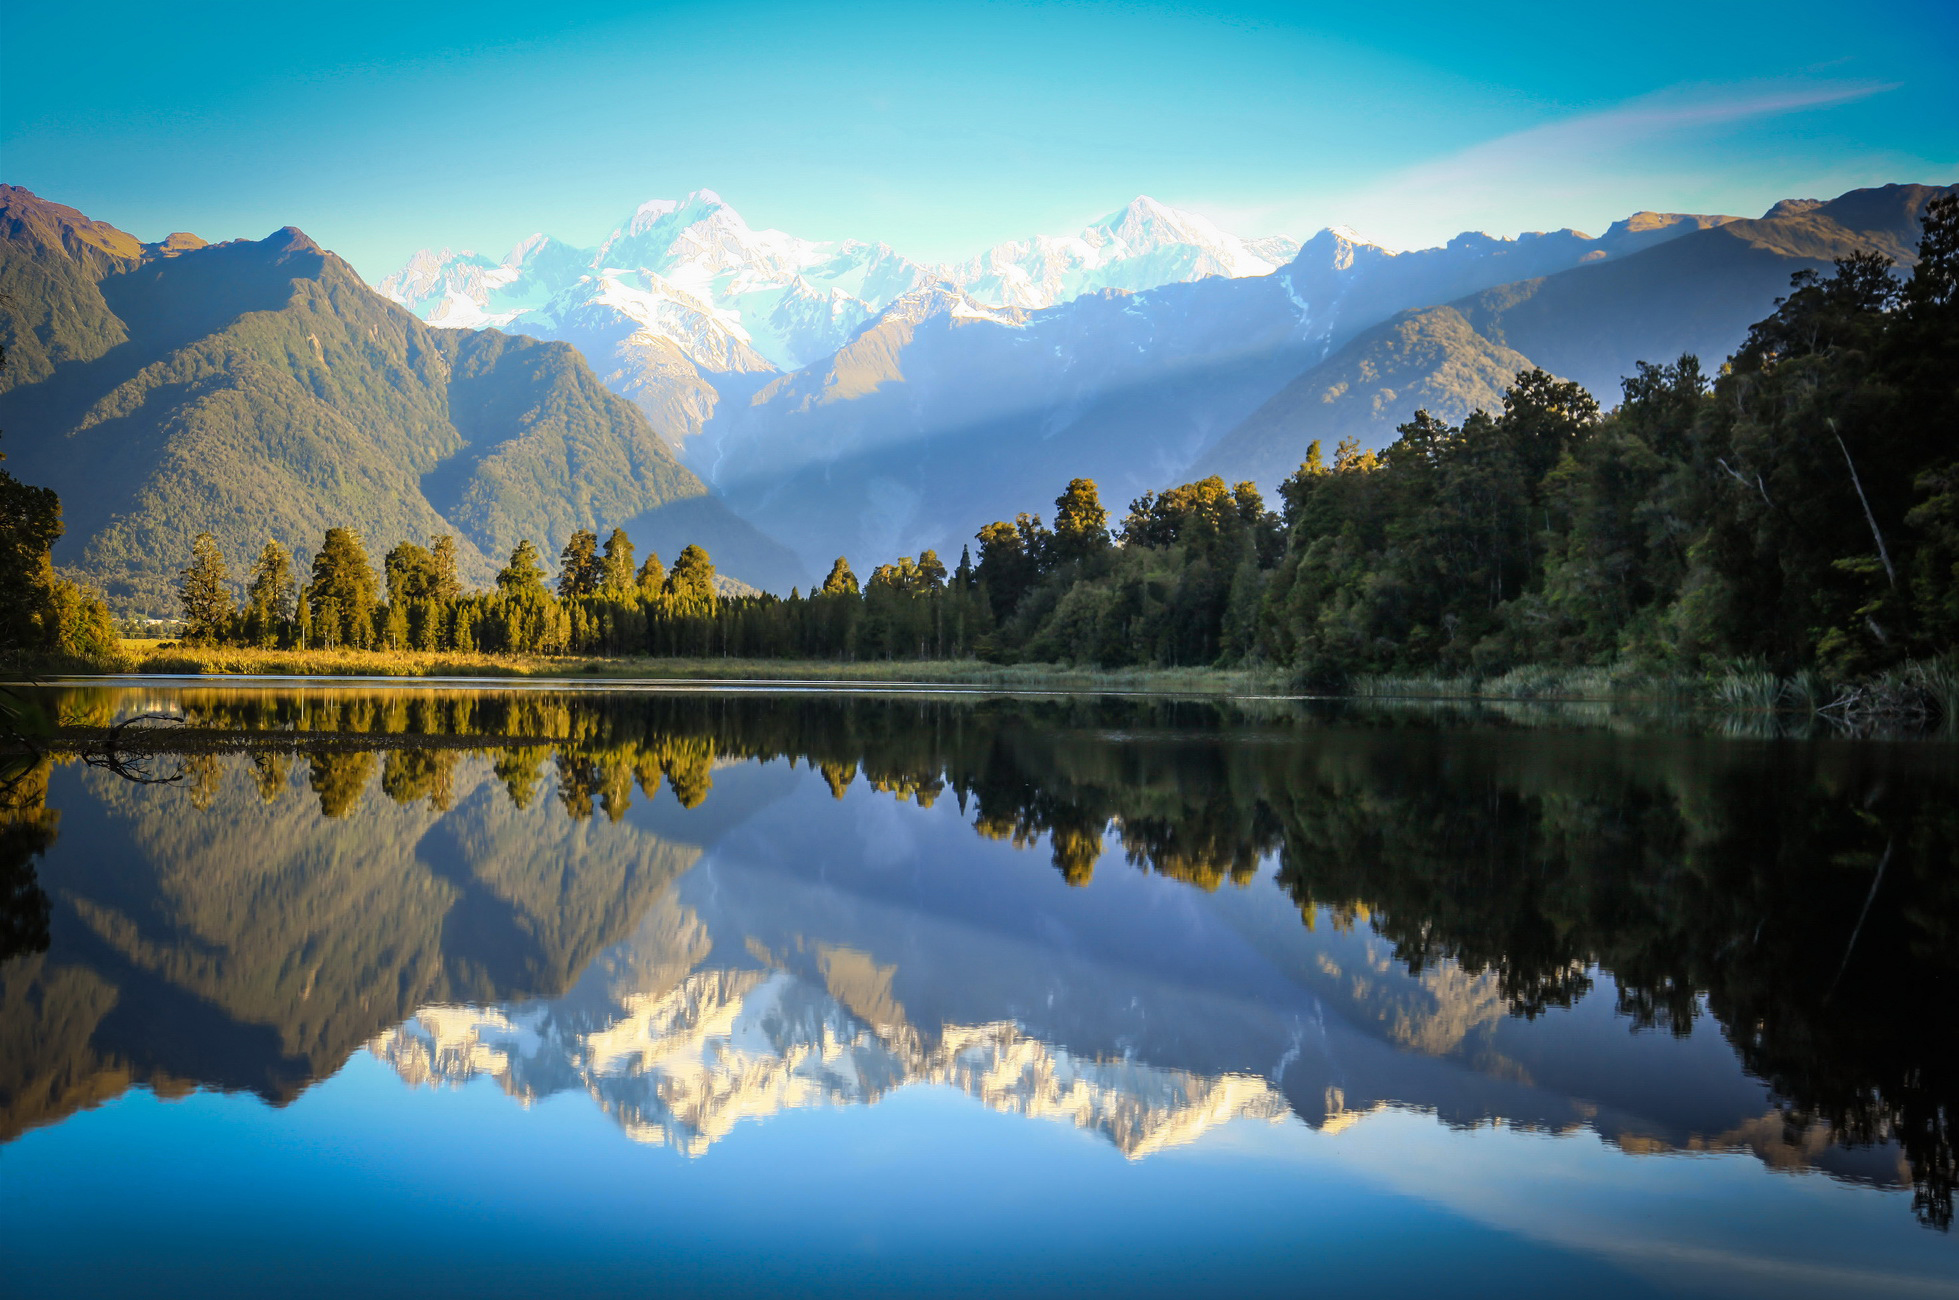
[80,712,188,784]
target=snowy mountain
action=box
[376,192,1305,457]
[379,189,923,377]
[373,963,1289,1158]
[950,195,1300,309]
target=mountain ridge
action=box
[0,186,808,609]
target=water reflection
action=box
[3,685,1955,1238]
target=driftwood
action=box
[79,713,187,784]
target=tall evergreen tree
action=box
[819,557,859,596]
[558,529,602,599]
[1052,478,1111,564]
[241,540,296,648]
[309,528,379,649]
[600,528,636,594]
[636,551,667,598]
[429,535,462,603]
[665,544,717,602]
[498,540,549,598]
[178,532,235,645]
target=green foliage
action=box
[496,540,549,598]
[0,191,722,615]
[819,557,859,597]
[178,532,236,646]
[0,465,64,663]
[165,200,1958,691]
[307,528,379,650]
[243,539,298,648]
[557,529,601,599]
[1051,478,1111,564]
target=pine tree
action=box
[429,535,461,603]
[819,557,859,596]
[558,529,601,598]
[498,540,549,598]
[666,544,717,601]
[242,539,296,647]
[179,532,235,645]
[636,551,666,599]
[600,528,636,594]
[1052,478,1110,563]
[310,528,379,649]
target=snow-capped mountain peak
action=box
[944,195,1301,310]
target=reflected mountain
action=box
[375,907,1289,1158]
[4,685,1954,1228]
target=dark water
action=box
[2,684,1955,1298]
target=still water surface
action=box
[2,685,1955,1298]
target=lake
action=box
[2,683,1954,1298]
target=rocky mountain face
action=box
[0,187,806,608]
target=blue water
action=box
[2,686,1954,1298]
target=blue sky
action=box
[3,0,1952,280]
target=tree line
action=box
[177,522,1000,660]
[971,196,1959,683]
[169,197,1956,681]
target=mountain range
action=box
[1,179,1949,606]
[384,183,1950,579]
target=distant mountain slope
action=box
[1453,183,1954,402]
[1197,183,1954,491]
[1188,308,1535,487]
[0,187,806,610]
[693,209,1737,572]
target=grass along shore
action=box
[102,640,1296,695]
[58,641,1959,724]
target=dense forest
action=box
[161,196,1958,693]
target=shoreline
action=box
[15,643,1950,727]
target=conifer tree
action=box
[429,535,461,603]
[600,528,636,594]
[666,544,717,601]
[498,541,549,598]
[242,539,296,647]
[179,532,235,645]
[310,528,379,649]
[558,529,602,598]
[636,551,666,598]
[819,557,859,596]
[1052,478,1110,563]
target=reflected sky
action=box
[2,686,1955,1298]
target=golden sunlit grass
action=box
[107,641,1295,694]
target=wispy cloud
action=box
[1235,80,1902,250]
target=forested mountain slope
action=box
[1197,183,1954,492]
[0,187,805,611]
